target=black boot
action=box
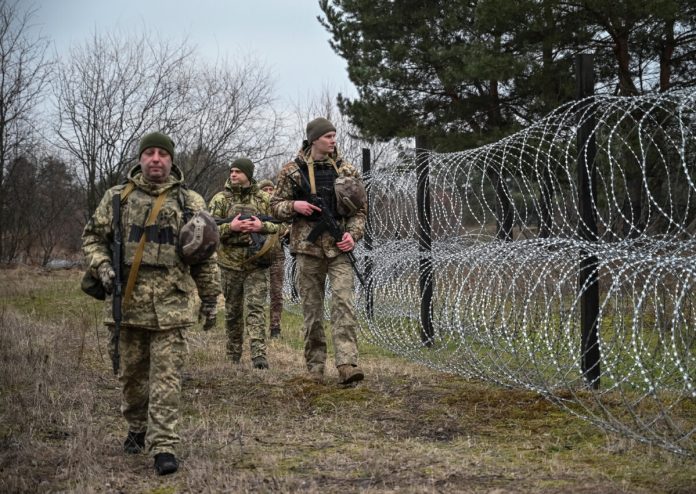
[123,431,145,454]
[252,356,269,369]
[154,452,179,475]
[269,326,281,338]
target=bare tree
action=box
[53,33,289,208]
[53,31,193,215]
[175,56,285,200]
[32,156,83,265]
[286,87,404,174]
[0,1,52,262]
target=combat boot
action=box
[123,430,145,454]
[306,365,324,383]
[270,326,281,338]
[252,356,269,369]
[154,452,178,475]
[337,364,364,385]
[228,353,241,364]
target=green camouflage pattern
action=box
[208,179,279,270]
[268,246,286,330]
[296,253,359,371]
[82,164,221,330]
[220,266,268,360]
[111,326,187,456]
[270,147,367,258]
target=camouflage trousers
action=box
[109,325,187,456]
[220,266,268,360]
[267,248,286,330]
[296,253,359,372]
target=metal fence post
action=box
[415,136,434,346]
[362,147,374,320]
[576,53,601,389]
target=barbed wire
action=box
[282,89,696,456]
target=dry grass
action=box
[1,265,695,493]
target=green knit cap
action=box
[306,117,336,144]
[257,179,274,189]
[230,157,254,181]
[139,132,175,160]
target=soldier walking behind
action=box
[209,158,280,369]
[82,132,221,475]
[258,178,288,339]
[271,117,367,385]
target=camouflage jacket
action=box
[270,147,366,258]
[82,164,221,331]
[208,179,280,271]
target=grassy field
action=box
[1,266,695,493]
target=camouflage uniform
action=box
[270,147,366,374]
[82,164,220,457]
[208,179,279,361]
[268,225,289,335]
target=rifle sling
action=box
[123,189,168,309]
[306,159,340,195]
[242,232,279,266]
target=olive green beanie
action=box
[306,117,336,144]
[230,157,254,181]
[139,132,175,160]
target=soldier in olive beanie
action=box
[231,157,254,181]
[306,117,336,144]
[257,179,274,190]
[139,132,175,160]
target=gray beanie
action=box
[230,157,254,181]
[306,117,336,144]
[257,179,274,189]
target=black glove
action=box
[198,298,218,331]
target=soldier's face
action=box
[311,131,336,158]
[140,147,172,183]
[229,167,250,187]
[262,185,274,194]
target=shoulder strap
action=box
[122,190,168,309]
[120,182,136,202]
[306,158,340,195]
[242,233,279,266]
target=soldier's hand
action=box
[336,232,355,252]
[199,299,218,331]
[293,200,321,216]
[97,262,116,294]
[239,216,263,233]
[229,214,244,232]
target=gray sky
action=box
[32,0,355,105]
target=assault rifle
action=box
[286,172,365,287]
[213,213,284,226]
[111,193,124,375]
[213,214,282,267]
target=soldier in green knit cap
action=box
[271,118,367,385]
[82,131,221,476]
[208,158,280,369]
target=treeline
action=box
[2,2,695,264]
[320,0,696,150]
[0,3,331,264]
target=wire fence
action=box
[283,89,696,456]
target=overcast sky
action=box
[32,0,356,106]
